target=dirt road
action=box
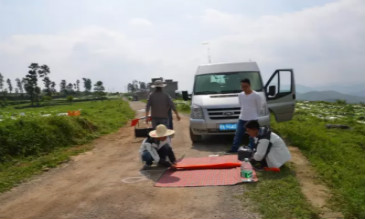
[0,101,259,219]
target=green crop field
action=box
[0,98,134,192]
[272,101,365,219]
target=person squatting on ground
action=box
[139,124,177,168]
[245,120,291,169]
[145,80,181,129]
[228,78,264,153]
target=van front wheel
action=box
[190,128,201,143]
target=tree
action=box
[43,77,52,96]
[139,81,146,90]
[51,81,56,94]
[60,80,67,95]
[132,80,139,91]
[127,83,135,93]
[6,79,12,93]
[38,65,50,77]
[15,78,24,93]
[76,79,80,92]
[0,73,3,91]
[66,83,74,94]
[24,63,50,106]
[82,78,92,93]
[94,81,105,98]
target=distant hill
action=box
[296,83,365,97]
[348,90,365,97]
[297,90,365,103]
[296,84,314,94]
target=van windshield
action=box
[193,72,263,95]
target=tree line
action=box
[0,63,106,106]
[127,80,148,93]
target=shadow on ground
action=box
[191,134,250,153]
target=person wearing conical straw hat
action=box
[140,124,176,168]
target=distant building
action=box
[149,78,178,98]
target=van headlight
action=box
[191,105,204,119]
[260,103,269,116]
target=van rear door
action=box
[264,69,295,122]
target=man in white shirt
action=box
[227,78,263,153]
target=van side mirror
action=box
[268,85,276,96]
[182,91,190,101]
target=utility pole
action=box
[202,42,212,63]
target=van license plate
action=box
[219,123,237,131]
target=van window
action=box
[194,72,263,95]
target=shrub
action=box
[41,96,52,102]
[0,99,134,163]
[336,99,347,105]
[67,95,74,103]
[175,101,191,114]
[0,116,89,161]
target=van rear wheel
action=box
[190,128,201,143]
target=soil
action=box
[288,147,343,219]
[0,101,260,219]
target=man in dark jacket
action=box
[145,80,181,129]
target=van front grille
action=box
[207,108,240,120]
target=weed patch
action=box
[242,164,318,219]
[272,101,365,219]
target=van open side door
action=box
[264,69,296,122]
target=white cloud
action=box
[128,18,153,28]
[0,0,363,93]
[199,0,365,86]
[0,25,201,92]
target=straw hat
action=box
[150,80,166,88]
[149,124,175,138]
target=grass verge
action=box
[241,164,319,219]
[175,100,191,114]
[272,102,365,219]
[0,99,134,193]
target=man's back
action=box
[146,91,174,119]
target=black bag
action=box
[134,118,153,138]
[238,146,253,161]
[134,127,153,138]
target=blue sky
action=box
[0,0,364,92]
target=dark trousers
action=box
[168,109,173,129]
[142,150,154,166]
[231,120,255,152]
[151,118,169,129]
[158,144,176,167]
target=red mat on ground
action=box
[155,155,258,187]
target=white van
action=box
[183,62,296,142]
